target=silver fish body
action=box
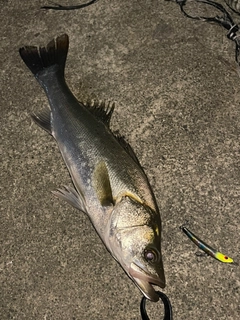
[19,34,165,301]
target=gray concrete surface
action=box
[1,0,239,319]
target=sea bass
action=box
[19,34,165,301]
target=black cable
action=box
[174,0,240,65]
[41,0,99,10]
[140,291,173,320]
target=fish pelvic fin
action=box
[52,185,87,213]
[92,161,114,207]
[19,34,69,77]
[31,108,52,135]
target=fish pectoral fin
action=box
[52,185,87,213]
[31,108,52,135]
[92,161,114,207]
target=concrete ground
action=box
[1,0,239,319]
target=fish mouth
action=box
[129,263,166,302]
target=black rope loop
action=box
[140,291,173,320]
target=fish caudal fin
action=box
[19,34,69,77]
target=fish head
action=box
[107,196,165,302]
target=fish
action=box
[180,225,237,264]
[19,34,165,302]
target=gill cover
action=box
[106,196,165,301]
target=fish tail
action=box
[19,34,69,79]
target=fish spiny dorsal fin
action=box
[85,99,143,169]
[84,99,115,127]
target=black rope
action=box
[225,0,240,16]
[174,0,240,65]
[41,0,99,10]
[176,0,235,29]
[140,291,173,320]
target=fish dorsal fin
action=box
[86,100,143,169]
[31,108,52,135]
[115,133,143,168]
[85,100,115,127]
[92,161,114,207]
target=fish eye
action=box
[144,249,158,263]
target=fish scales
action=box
[51,85,156,215]
[38,66,155,208]
[19,34,165,301]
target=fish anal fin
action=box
[92,161,113,207]
[52,185,87,213]
[31,108,52,135]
